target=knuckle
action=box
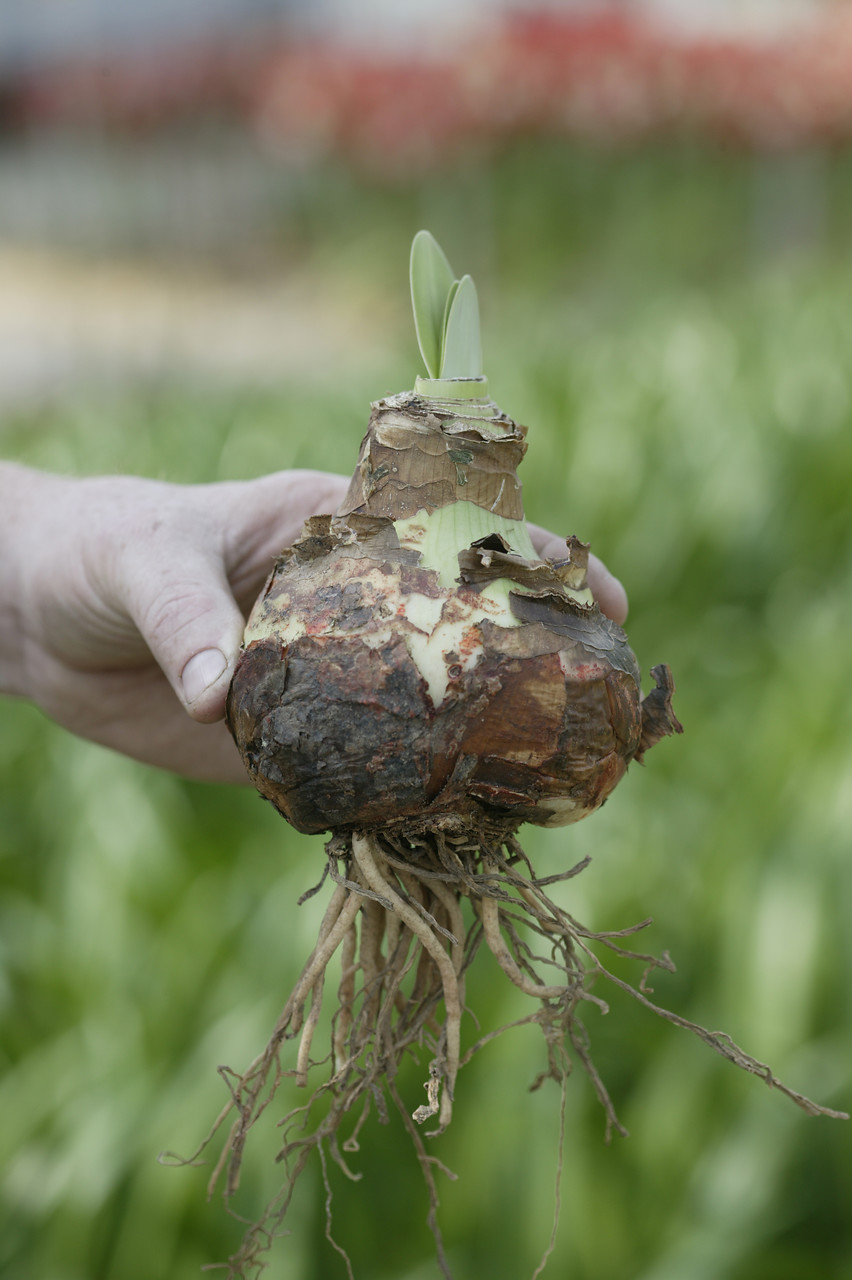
[140,584,207,655]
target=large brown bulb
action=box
[226,394,681,838]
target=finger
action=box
[37,658,251,782]
[222,470,351,608]
[586,554,628,625]
[119,545,246,724]
[527,523,628,624]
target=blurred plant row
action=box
[1,139,851,1278]
[6,10,852,164]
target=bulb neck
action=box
[415,375,489,401]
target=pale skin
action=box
[0,463,628,784]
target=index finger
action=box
[526,523,629,625]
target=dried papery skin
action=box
[226,394,682,838]
[337,393,527,522]
[175,827,846,1280]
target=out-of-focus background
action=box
[2,1,851,1277]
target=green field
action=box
[2,138,851,1279]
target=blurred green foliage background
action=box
[2,139,852,1279]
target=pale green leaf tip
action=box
[410,230,454,379]
[409,231,486,391]
[440,274,482,379]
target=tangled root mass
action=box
[165,825,846,1280]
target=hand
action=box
[1,465,627,785]
[2,466,350,783]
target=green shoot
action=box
[410,231,484,385]
[440,275,482,379]
[410,230,455,379]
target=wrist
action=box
[0,463,66,700]
[0,463,31,696]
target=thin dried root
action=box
[351,831,462,1131]
[427,878,466,975]
[376,926,417,1059]
[213,890,363,1200]
[333,920,358,1072]
[296,969,326,1087]
[292,887,354,1081]
[478,890,567,999]
[285,892,362,1050]
[358,895,387,1031]
[175,825,845,1280]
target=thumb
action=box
[125,548,247,723]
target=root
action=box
[333,918,358,1071]
[351,832,462,1132]
[478,883,566,999]
[166,826,847,1280]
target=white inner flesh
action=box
[394,502,530,703]
[400,580,516,705]
[254,501,588,709]
[394,500,537,589]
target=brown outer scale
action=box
[226,394,682,837]
[336,393,527,522]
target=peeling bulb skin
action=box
[226,395,682,838]
[338,392,527,524]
